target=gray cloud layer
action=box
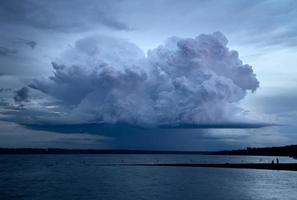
[14,87,29,103]
[16,38,37,49]
[0,0,130,32]
[0,46,17,56]
[116,0,297,48]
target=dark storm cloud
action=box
[159,123,276,129]
[23,122,272,136]
[0,46,17,56]
[16,38,37,49]
[14,87,29,103]
[0,88,11,93]
[22,123,275,150]
[0,121,112,149]
[0,0,130,32]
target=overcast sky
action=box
[0,0,296,150]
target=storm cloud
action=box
[17,32,259,127]
[0,1,296,149]
[0,46,17,56]
[14,87,30,103]
[16,38,37,50]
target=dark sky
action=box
[0,0,297,150]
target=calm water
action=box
[1,155,297,200]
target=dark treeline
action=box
[212,145,297,159]
[0,145,297,158]
[0,148,209,155]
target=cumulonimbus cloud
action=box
[21,32,259,127]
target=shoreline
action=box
[115,163,297,171]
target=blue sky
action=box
[0,0,296,150]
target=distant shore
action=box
[120,163,297,171]
[0,147,296,159]
[1,147,297,171]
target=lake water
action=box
[1,155,297,200]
